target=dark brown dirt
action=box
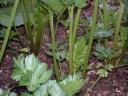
[79,66,128,96]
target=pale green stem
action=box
[49,11,61,81]
[103,0,107,28]
[69,6,74,74]
[0,0,20,62]
[103,0,108,47]
[22,0,35,54]
[73,8,81,43]
[113,2,124,49]
[83,0,99,74]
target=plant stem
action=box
[113,2,124,49]
[73,8,81,44]
[49,11,61,81]
[0,0,20,62]
[32,0,36,15]
[103,0,108,47]
[55,7,67,34]
[34,11,44,55]
[83,0,99,75]
[22,0,35,54]
[115,37,128,65]
[103,0,107,28]
[89,76,101,90]
[69,6,74,74]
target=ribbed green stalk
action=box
[55,7,67,34]
[83,0,99,74]
[113,2,124,49]
[69,6,74,74]
[32,0,36,15]
[103,0,107,28]
[103,0,108,47]
[22,0,35,53]
[73,8,81,44]
[0,0,20,62]
[34,12,44,55]
[49,11,61,81]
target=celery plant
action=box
[68,0,87,74]
[49,10,61,81]
[68,5,74,74]
[103,0,107,28]
[114,0,128,65]
[113,1,124,49]
[83,0,99,74]
[0,0,19,62]
[103,0,108,47]
[21,0,49,55]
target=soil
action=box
[80,66,128,96]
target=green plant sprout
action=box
[94,44,121,64]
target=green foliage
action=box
[20,93,32,96]
[41,0,87,15]
[34,80,65,96]
[123,0,128,9]
[33,83,48,96]
[59,73,84,96]
[94,27,112,39]
[46,44,67,61]
[21,0,49,55]
[0,89,17,96]
[0,6,24,26]
[94,44,121,63]
[0,0,14,5]
[0,0,20,62]
[33,73,84,96]
[97,64,114,77]
[72,38,87,72]
[75,0,87,8]
[12,54,52,91]
[97,68,108,77]
[61,0,87,8]
[10,53,84,96]
[41,0,65,14]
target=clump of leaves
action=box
[34,80,65,96]
[94,44,121,64]
[96,63,114,77]
[20,73,84,96]
[12,54,84,96]
[59,72,84,96]
[0,89,17,96]
[123,0,128,9]
[72,38,87,72]
[41,0,65,15]
[94,27,112,39]
[46,43,67,61]
[12,54,52,91]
